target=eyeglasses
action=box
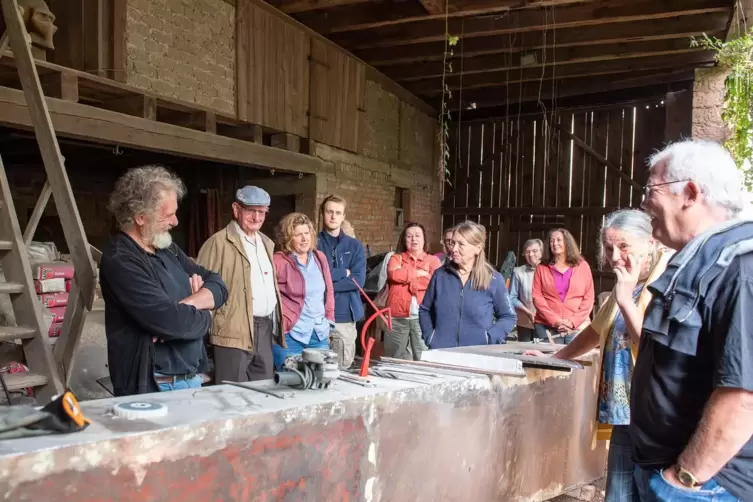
[643,179,690,199]
[236,203,268,216]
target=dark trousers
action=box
[213,316,274,383]
[516,326,535,342]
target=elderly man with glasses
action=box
[630,140,753,501]
[197,186,283,383]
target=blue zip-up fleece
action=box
[317,231,366,323]
[419,264,516,349]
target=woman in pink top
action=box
[531,228,594,344]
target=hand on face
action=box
[614,253,643,306]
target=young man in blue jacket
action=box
[317,195,366,369]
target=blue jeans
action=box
[272,333,329,369]
[634,466,740,501]
[156,374,203,392]
[606,425,639,502]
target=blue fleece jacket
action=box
[317,231,366,323]
[419,264,516,349]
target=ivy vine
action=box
[438,32,459,192]
[691,32,753,190]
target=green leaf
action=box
[448,35,459,46]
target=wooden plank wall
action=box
[237,1,310,138]
[309,38,365,153]
[236,1,364,151]
[443,101,666,293]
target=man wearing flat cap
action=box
[197,186,283,382]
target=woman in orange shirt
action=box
[384,222,441,360]
[532,228,594,344]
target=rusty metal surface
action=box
[0,356,605,502]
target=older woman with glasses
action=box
[526,209,673,502]
[272,213,335,368]
[509,239,544,342]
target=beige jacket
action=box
[196,223,284,352]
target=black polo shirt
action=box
[630,253,753,500]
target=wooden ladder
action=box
[0,155,63,402]
[0,0,97,400]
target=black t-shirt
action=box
[630,254,753,500]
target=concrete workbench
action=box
[0,350,606,502]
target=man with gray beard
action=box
[100,165,228,396]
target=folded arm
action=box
[569,264,595,327]
[101,251,212,342]
[332,243,366,293]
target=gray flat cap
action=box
[236,186,270,207]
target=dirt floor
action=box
[547,475,606,502]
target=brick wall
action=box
[125,0,235,114]
[309,78,441,255]
[692,67,730,142]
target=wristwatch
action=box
[675,466,702,488]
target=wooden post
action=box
[23,180,52,245]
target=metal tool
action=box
[275,349,340,390]
[337,374,376,388]
[370,369,434,384]
[221,381,295,399]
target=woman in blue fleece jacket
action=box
[419,221,516,348]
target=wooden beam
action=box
[265,0,368,14]
[103,94,157,119]
[558,126,644,191]
[461,82,688,121]
[419,0,445,15]
[0,85,326,174]
[40,72,79,102]
[356,12,730,66]
[270,132,301,152]
[23,180,52,245]
[332,0,731,49]
[296,0,591,33]
[394,38,713,83]
[53,280,86,384]
[443,206,619,216]
[218,123,264,143]
[1,0,97,306]
[444,68,698,109]
[408,49,717,96]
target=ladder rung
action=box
[0,325,36,342]
[0,240,12,251]
[0,282,24,294]
[3,372,48,391]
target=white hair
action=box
[598,209,656,268]
[648,140,744,217]
[522,238,543,252]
